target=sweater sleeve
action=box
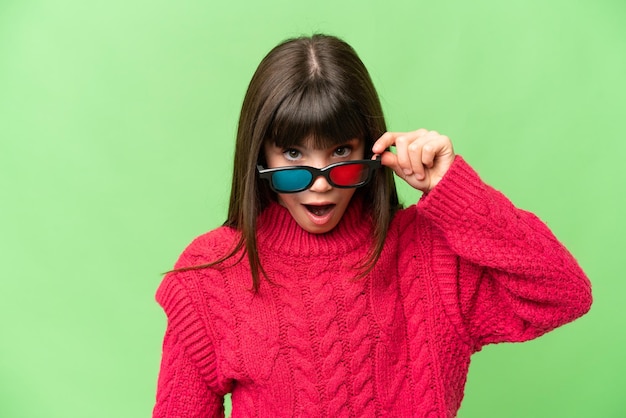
[153,271,226,418]
[153,326,224,418]
[417,156,592,349]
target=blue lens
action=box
[272,169,313,192]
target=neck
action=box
[256,198,373,257]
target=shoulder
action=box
[391,204,419,226]
[173,225,241,270]
[389,204,436,237]
[155,226,240,316]
[157,225,242,311]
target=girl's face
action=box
[263,137,365,234]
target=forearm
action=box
[418,156,592,344]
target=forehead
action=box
[266,135,365,150]
[267,136,364,150]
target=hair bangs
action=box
[268,81,367,152]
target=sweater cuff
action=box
[417,155,491,226]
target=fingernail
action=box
[403,169,412,175]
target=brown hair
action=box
[181,34,400,291]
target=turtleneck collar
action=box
[256,197,374,257]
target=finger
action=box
[394,134,414,176]
[392,130,430,175]
[380,150,400,173]
[404,129,434,178]
[381,150,430,192]
[420,131,442,168]
[372,132,397,154]
[371,129,428,154]
[406,139,424,179]
[413,128,429,137]
[421,142,437,169]
[373,129,435,179]
[426,134,454,168]
[409,130,438,180]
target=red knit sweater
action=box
[153,156,592,417]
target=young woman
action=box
[153,34,592,417]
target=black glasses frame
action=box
[257,155,382,193]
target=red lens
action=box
[329,163,368,186]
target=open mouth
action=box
[304,204,335,217]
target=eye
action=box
[333,146,352,158]
[283,148,302,161]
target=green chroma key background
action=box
[1,0,624,416]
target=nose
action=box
[308,174,333,192]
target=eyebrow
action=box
[313,138,363,149]
[268,136,363,152]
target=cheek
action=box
[337,188,357,207]
[276,193,296,209]
[275,194,287,207]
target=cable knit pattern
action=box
[154,156,592,417]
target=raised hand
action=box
[372,129,455,193]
